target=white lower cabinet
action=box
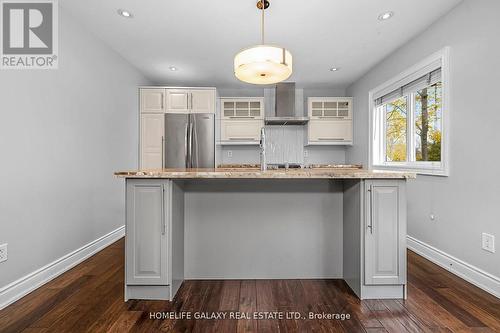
[364,180,406,286]
[126,180,169,286]
[220,119,263,144]
[125,179,184,301]
[343,179,407,300]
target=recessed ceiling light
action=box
[329,67,339,72]
[378,11,394,21]
[117,9,133,18]
[169,66,178,71]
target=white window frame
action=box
[368,47,450,176]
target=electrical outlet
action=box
[227,150,233,158]
[0,243,7,263]
[482,233,495,253]
[303,150,309,157]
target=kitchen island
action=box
[115,167,415,301]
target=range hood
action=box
[265,82,309,125]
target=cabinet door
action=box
[364,181,405,285]
[221,98,264,119]
[308,119,352,143]
[166,90,190,113]
[141,89,165,113]
[220,119,263,143]
[190,90,215,114]
[140,114,164,169]
[126,180,169,285]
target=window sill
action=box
[372,164,448,177]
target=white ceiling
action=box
[60,0,461,89]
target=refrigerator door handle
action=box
[161,136,165,168]
[189,121,194,168]
[184,122,189,168]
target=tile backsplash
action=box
[265,125,304,165]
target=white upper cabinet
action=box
[307,97,353,145]
[190,90,216,113]
[309,120,352,142]
[221,119,263,143]
[166,90,190,113]
[309,97,352,119]
[141,89,166,113]
[166,89,215,114]
[222,98,264,119]
[219,97,264,145]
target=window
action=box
[370,48,449,176]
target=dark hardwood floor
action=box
[1,238,499,332]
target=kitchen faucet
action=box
[260,126,267,171]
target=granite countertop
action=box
[114,167,416,180]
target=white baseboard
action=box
[0,226,125,310]
[407,235,500,299]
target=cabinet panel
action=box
[220,119,263,143]
[308,119,352,143]
[364,181,404,285]
[166,90,190,113]
[126,181,169,285]
[191,90,215,114]
[141,89,165,113]
[140,114,164,169]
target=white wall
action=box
[0,8,149,288]
[346,0,500,277]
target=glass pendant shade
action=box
[234,45,293,85]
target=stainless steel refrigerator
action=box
[164,113,215,168]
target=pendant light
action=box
[234,0,293,85]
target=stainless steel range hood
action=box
[265,82,309,125]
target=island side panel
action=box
[342,180,363,298]
[170,180,185,299]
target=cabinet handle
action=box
[229,116,256,119]
[190,93,193,110]
[161,185,166,235]
[229,138,255,141]
[318,138,345,141]
[367,187,373,234]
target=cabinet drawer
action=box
[220,119,263,143]
[308,120,352,143]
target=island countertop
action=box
[114,167,416,180]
